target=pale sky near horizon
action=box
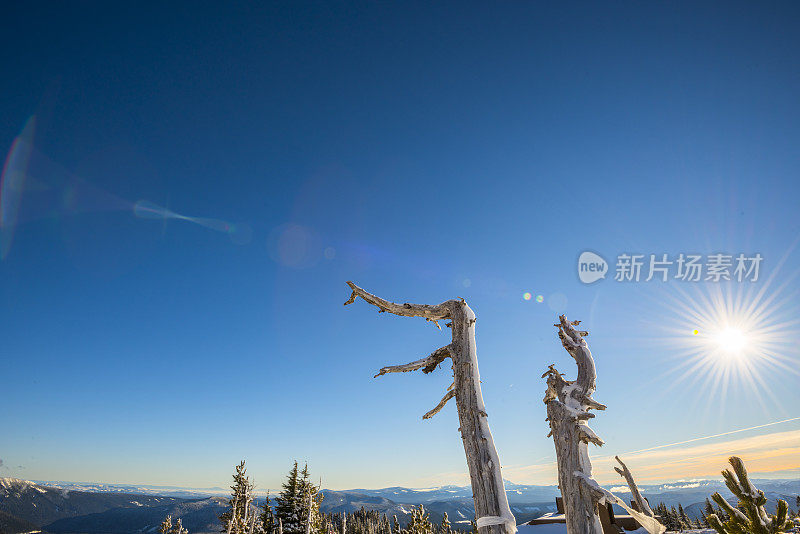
[2,2,800,491]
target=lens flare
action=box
[536,295,544,303]
[1,116,36,259]
[523,292,532,301]
[652,251,800,416]
[133,200,251,244]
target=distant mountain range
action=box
[1,477,798,534]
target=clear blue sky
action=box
[2,2,799,492]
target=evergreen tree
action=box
[276,462,323,534]
[297,464,323,534]
[670,506,681,531]
[220,460,256,534]
[160,515,190,534]
[655,503,681,532]
[702,498,715,527]
[406,506,433,534]
[678,504,690,529]
[160,516,174,534]
[440,512,451,534]
[707,456,792,534]
[261,492,276,534]
[392,515,400,534]
[276,462,304,534]
[172,518,190,534]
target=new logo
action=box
[578,251,608,284]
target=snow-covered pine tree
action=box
[669,506,680,531]
[160,516,174,534]
[703,498,715,527]
[654,504,678,531]
[440,512,451,534]
[406,506,433,534]
[260,492,276,534]
[678,504,690,529]
[220,460,256,534]
[707,456,792,534]
[276,462,308,534]
[392,515,399,534]
[320,508,391,534]
[160,515,190,534]
[172,518,190,534]
[297,464,323,534]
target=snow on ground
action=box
[516,523,567,534]
[517,525,717,534]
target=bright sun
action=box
[653,275,800,416]
[714,327,748,354]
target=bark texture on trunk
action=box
[543,315,606,534]
[345,281,516,534]
[542,316,665,534]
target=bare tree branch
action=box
[374,345,452,378]
[344,281,452,321]
[423,387,456,419]
[614,456,654,517]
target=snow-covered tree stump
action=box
[542,316,664,534]
[344,281,516,534]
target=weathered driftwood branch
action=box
[614,456,654,517]
[345,281,515,534]
[543,315,665,534]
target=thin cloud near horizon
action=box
[497,428,800,487]
[413,421,800,489]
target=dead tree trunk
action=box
[542,316,665,534]
[543,315,607,534]
[344,281,516,534]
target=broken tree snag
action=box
[543,316,665,534]
[614,456,654,517]
[344,282,516,534]
[543,315,607,534]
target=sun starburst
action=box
[650,258,800,416]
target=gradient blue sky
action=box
[2,2,799,491]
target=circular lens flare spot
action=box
[536,295,544,303]
[692,329,699,335]
[523,292,532,301]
